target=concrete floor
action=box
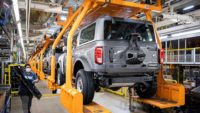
[93,92,145,113]
[10,81,146,113]
[10,81,67,113]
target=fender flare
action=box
[73,57,92,76]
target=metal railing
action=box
[164,47,200,64]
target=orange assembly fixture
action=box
[29,49,40,74]
[59,0,182,113]
[28,0,185,112]
[130,8,184,109]
[133,66,185,109]
[60,1,93,112]
[47,7,75,91]
[38,38,52,80]
[28,39,49,78]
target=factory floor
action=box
[10,81,146,113]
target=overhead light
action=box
[60,15,67,22]
[12,0,26,59]
[183,5,194,11]
[172,29,200,37]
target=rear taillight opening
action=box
[95,47,103,64]
[158,49,164,64]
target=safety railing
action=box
[164,47,200,64]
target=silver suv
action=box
[58,16,162,104]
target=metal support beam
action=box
[25,0,31,44]
[1,62,4,84]
[184,39,186,62]
[158,21,200,36]
[10,30,14,52]
[0,49,11,54]
[165,41,167,62]
[18,1,64,14]
[178,39,180,62]
[28,35,44,40]
[156,13,194,28]
[163,0,193,11]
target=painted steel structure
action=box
[160,21,200,65]
[28,0,185,113]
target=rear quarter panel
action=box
[74,40,106,72]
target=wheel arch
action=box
[73,59,91,77]
[56,63,60,69]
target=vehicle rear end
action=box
[93,18,163,89]
[96,18,162,76]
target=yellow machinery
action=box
[27,34,62,91]
[46,2,72,92]
[29,38,52,80]
[4,67,9,85]
[28,0,185,112]
[59,0,184,112]
[29,4,73,92]
[132,66,184,109]
[29,49,41,74]
[38,38,52,80]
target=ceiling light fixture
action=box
[12,0,26,59]
[60,15,67,22]
[183,5,194,11]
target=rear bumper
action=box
[99,75,154,87]
[90,62,160,75]
[95,65,160,76]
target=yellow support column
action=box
[38,38,51,80]
[60,1,92,113]
[47,7,75,91]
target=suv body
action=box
[58,16,161,104]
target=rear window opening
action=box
[104,20,155,42]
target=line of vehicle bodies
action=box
[28,0,185,113]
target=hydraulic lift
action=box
[28,0,185,113]
[129,66,185,110]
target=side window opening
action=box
[104,20,155,42]
[80,23,96,44]
[73,34,78,49]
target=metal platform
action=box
[133,98,179,109]
[84,102,111,113]
[128,67,185,110]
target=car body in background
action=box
[43,46,63,76]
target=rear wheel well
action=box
[73,61,84,77]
